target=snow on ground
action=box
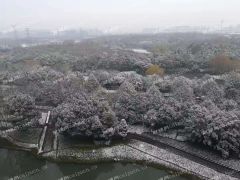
[132,49,151,54]
[128,125,150,134]
[42,139,238,180]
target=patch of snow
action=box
[132,49,151,54]
[128,125,150,135]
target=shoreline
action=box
[0,140,199,180]
[0,135,238,180]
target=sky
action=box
[1,0,240,33]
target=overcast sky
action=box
[1,0,240,32]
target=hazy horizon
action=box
[1,0,240,33]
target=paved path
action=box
[38,110,58,154]
[38,111,50,154]
[128,133,240,179]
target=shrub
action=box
[209,54,240,73]
[145,65,165,77]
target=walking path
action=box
[38,111,50,154]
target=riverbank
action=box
[1,131,237,180]
[40,139,237,180]
[0,148,196,180]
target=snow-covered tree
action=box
[4,93,39,123]
[185,104,240,158]
[54,91,128,141]
[199,79,224,103]
[84,74,101,93]
[171,76,194,102]
[115,119,128,137]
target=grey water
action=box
[0,148,197,180]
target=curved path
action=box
[128,133,240,179]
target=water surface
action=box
[0,148,197,180]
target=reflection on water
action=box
[0,148,195,180]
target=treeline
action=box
[1,33,240,157]
[2,66,240,157]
